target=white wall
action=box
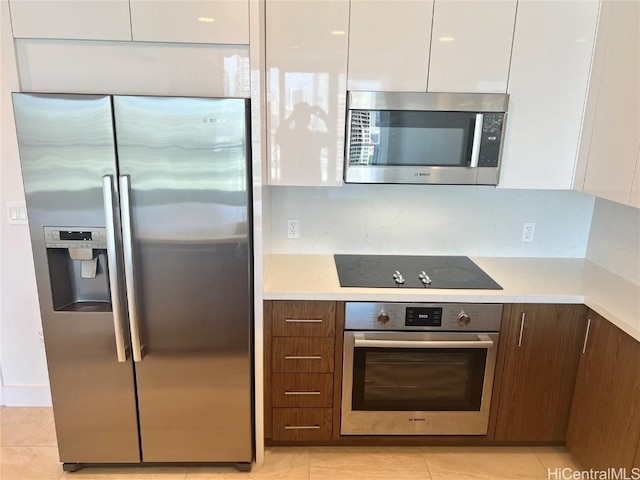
[0,0,51,406]
[267,185,596,257]
[586,198,640,285]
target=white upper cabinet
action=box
[575,0,640,206]
[347,1,433,92]
[9,0,250,44]
[427,0,516,93]
[129,0,249,44]
[16,40,250,98]
[9,0,132,41]
[265,0,349,186]
[498,0,599,189]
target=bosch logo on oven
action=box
[409,418,426,422]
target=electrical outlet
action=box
[522,222,536,243]
[287,219,300,239]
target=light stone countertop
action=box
[263,254,640,342]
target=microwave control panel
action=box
[478,112,505,168]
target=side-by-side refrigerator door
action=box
[12,93,141,463]
[113,96,253,463]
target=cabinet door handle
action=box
[284,425,320,430]
[284,355,322,360]
[285,318,323,323]
[518,312,526,347]
[284,391,321,396]
[582,318,592,354]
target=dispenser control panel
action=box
[44,227,107,249]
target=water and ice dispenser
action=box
[44,227,112,312]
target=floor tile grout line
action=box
[422,451,433,480]
[534,451,550,476]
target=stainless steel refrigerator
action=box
[13,93,253,471]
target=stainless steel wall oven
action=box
[341,302,502,435]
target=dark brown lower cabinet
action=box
[265,301,640,450]
[494,304,587,441]
[566,311,640,470]
[265,300,339,444]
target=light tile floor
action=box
[1,407,581,480]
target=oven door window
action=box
[348,110,477,167]
[352,347,487,412]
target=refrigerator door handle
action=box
[119,175,144,362]
[102,175,128,363]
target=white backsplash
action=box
[266,185,595,257]
[586,198,640,285]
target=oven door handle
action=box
[353,333,494,349]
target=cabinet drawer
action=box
[272,373,334,408]
[272,408,333,441]
[272,338,334,373]
[272,301,336,337]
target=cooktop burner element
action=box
[334,255,502,290]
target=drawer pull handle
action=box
[284,355,322,360]
[284,391,321,396]
[284,425,321,430]
[518,312,526,347]
[285,318,323,323]
[582,318,592,354]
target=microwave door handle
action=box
[353,333,494,349]
[469,113,484,168]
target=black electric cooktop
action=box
[334,255,502,290]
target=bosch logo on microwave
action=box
[202,117,226,124]
[414,172,431,177]
[409,418,426,422]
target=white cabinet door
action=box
[130,0,249,44]
[9,0,132,40]
[348,0,433,92]
[428,0,516,93]
[580,0,640,205]
[498,0,598,189]
[266,0,349,186]
[16,40,250,98]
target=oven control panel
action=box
[405,306,442,327]
[345,302,503,332]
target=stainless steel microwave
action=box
[344,92,509,185]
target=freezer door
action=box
[113,96,253,462]
[12,93,140,463]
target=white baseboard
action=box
[3,385,52,406]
